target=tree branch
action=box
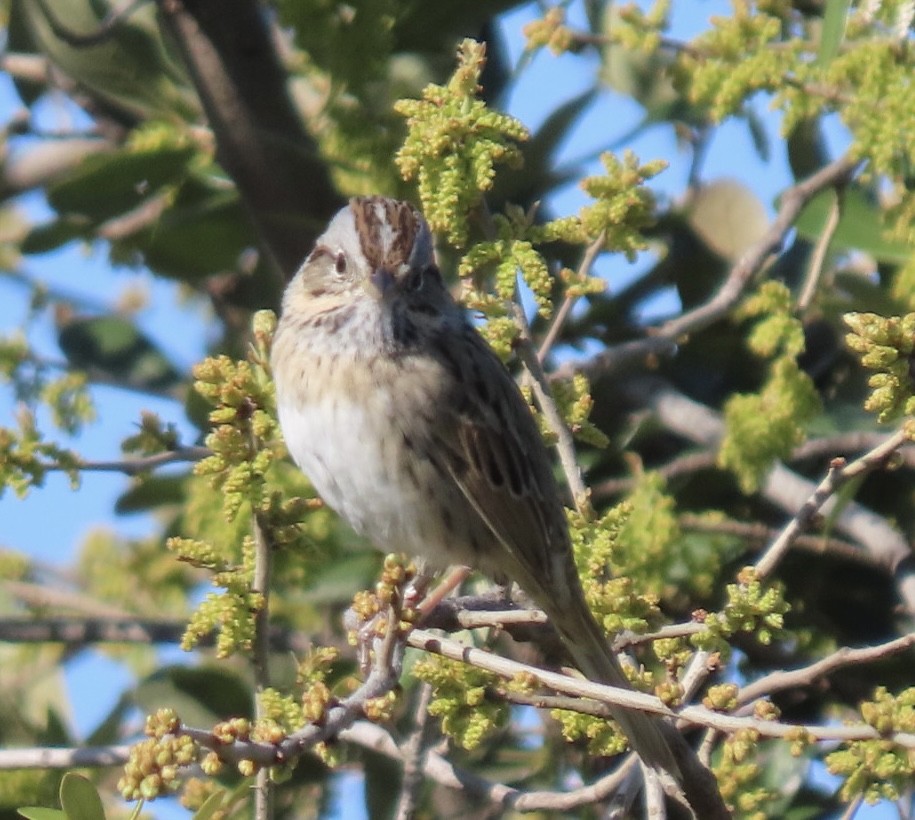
[251,513,274,819]
[796,186,843,313]
[39,446,211,477]
[559,154,862,381]
[537,230,606,362]
[155,0,341,283]
[0,745,130,770]
[734,633,915,708]
[407,629,915,747]
[630,381,915,613]
[754,429,911,579]
[511,300,587,506]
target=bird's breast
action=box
[274,345,474,564]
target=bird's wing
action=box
[429,325,575,598]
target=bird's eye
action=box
[334,251,347,277]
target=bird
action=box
[271,196,723,809]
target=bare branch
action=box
[754,429,911,579]
[0,139,112,196]
[537,230,606,362]
[393,683,434,820]
[797,187,843,313]
[0,745,130,770]
[98,193,171,241]
[560,154,862,381]
[735,633,915,708]
[677,514,887,571]
[342,720,642,812]
[38,446,210,477]
[2,581,134,618]
[155,0,341,280]
[511,300,587,506]
[0,725,639,815]
[407,629,915,747]
[0,53,50,85]
[631,381,914,612]
[592,431,914,500]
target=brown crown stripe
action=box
[351,196,420,272]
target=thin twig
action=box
[613,621,706,650]
[754,429,910,579]
[677,514,885,571]
[39,446,211,477]
[0,615,310,652]
[591,451,718,497]
[797,187,844,313]
[734,633,915,708]
[251,513,274,820]
[406,629,915,747]
[511,301,587,506]
[393,683,434,820]
[560,154,862,381]
[98,193,171,241]
[840,795,864,820]
[537,230,606,362]
[791,431,915,467]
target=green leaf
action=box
[58,773,105,820]
[363,748,401,820]
[298,548,379,606]
[115,475,188,515]
[47,147,197,224]
[21,217,91,255]
[134,665,253,729]
[57,315,182,392]
[744,107,771,163]
[792,187,911,264]
[688,179,769,262]
[818,0,851,66]
[17,810,66,820]
[787,119,831,180]
[40,706,72,746]
[135,195,257,281]
[12,0,195,120]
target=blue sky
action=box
[0,1,900,817]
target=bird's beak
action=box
[367,267,396,299]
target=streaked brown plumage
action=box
[272,197,724,809]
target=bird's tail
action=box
[538,583,730,817]
[546,594,681,779]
